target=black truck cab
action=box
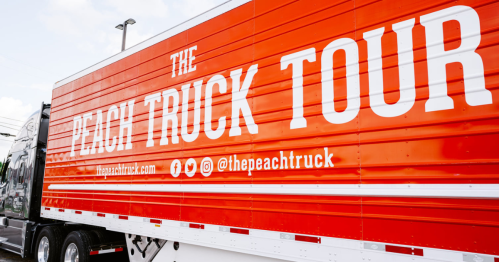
[0,103,128,262]
[0,103,50,256]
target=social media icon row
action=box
[170,157,213,177]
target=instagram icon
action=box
[200,157,213,177]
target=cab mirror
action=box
[38,118,49,146]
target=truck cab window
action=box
[15,121,30,141]
[5,167,11,185]
[0,160,9,184]
[18,163,25,186]
[26,122,35,138]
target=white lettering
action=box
[234,155,240,171]
[280,151,288,169]
[160,89,180,145]
[105,106,119,153]
[188,46,197,73]
[248,159,254,174]
[70,116,82,157]
[205,75,227,140]
[264,158,270,170]
[256,158,262,170]
[170,53,178,78]
[229,64,259,136]
[80,113,92,156]
[304,155,313,168]
[324,147,334,167]
[145,93,161,147]
[421,5,492,112]
[118,100,134,151]
[315,154,323,168]
[280,48,316,129]
[272,157,279,169]
[242,159,247,170]
[296,155,302,168]
[363,18,416,117]
[178,49,188,76]
[181,81,202,143]
[321,38,360,124]
[91,110,104,154]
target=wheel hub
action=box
[64,243,79,262]
[37,236,49,262]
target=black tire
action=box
[89,230,129,262]
[34,226,65,262]
[60,230,96,262]
[90,229,124,245]
[89,229,109,245]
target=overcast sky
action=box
[0,0,227,158]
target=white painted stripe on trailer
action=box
[40,206,499,262]
[53,0,252,90]
[48,183,499,199]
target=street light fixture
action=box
[115,18,137,51]
[0,133,15,138]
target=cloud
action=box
[7,82,53,94]
[103,0,168,18]
[39,0,164,56]
[105,29,154,55]
[0,143,13,160]
[175,0,220,18]
[0,97,32,156]
[28,83,53,92]
[0,55,57,83]
[0,97,33,124]
[40,0,107,37]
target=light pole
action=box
[116,18,136,51]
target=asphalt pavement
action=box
[0,249,33,262]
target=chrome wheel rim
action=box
[64,243,79,262]
[37,236,49,262]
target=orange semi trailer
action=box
[1,0,499,261]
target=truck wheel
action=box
[88,230,129,262]
[89,229,123,244]
[35,226,65,262]
[60,230,96,262]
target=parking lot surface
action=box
[0,249,33,262]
